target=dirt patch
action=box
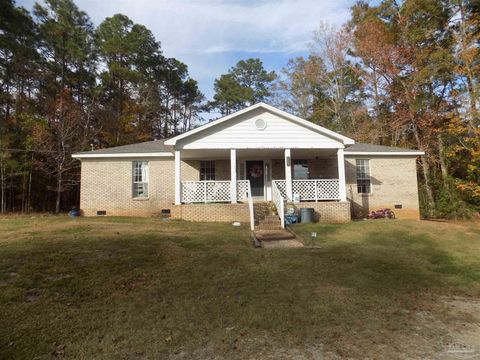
[436,297,480,359]
[262,239,304,248]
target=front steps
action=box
[252,201,300,247]
[256,215,282,230]
[253,202,282,230]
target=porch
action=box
[180,179,342,204]
[174,148,348,229]
[175,148,347,204]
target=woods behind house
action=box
[0,0,479,217]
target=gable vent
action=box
[254,118,267,130]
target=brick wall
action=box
[80,158,185,216]
[79,158,245,220]
[294,201,351,223]
[79,154,421,221]
[345,156,421,219]
[80,158,172,216]
[173,203,250,222]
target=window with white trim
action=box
[200,160,215,180]
[356,159,371,194]
[132,161,149,198]
[293,159,310,179]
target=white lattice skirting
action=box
[273,179,340,201]
[182,180,249,203]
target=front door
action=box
[246,160,264,197]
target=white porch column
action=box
[285,148,293,201]
[230,149,237,203]
[174,150,181,204]
[337,148,347,201]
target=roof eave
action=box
[344,151,425,156]
[72,152,173,159]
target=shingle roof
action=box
[345,142,422,153]
[74,139,422,157]
[75,139,173,155]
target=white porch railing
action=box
[272,181,285,228]
[181,180,254,230]
[181,180,250,203]
[246,180,255,231]
[236,180,249,201]
[272,179,340,201]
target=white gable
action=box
[176,108,344,150]
[165,103,354,150]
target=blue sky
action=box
[18,0,354,101]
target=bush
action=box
[435,180,477,220]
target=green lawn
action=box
[1,216,479,359]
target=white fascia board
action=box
[165,102,355,146]
[344,151,424,156]
[72,152,173,159]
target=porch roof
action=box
[345,143,424,156]
[179,148,338,160]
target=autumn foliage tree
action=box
[275,0,479,217]
[31,92,84,213]
[0,0,204,213]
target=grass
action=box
[0,216,479,359]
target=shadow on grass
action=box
[0,220,479,359]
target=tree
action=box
[210,58,276,115]
[309,23,367,135]
[96,15,204,142]
[451,0,480,131]
[350,0,459,215]
[32,0,97,213]
[34,0,97,105]
[275,25,367,138]
[0,1,205,213]
[31,93,83,213]
[230,58,277,103]
[211,74,252,115]
[0,0,39,123]
[96,14,160,144]
[274,56,324,119]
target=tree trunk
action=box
[458,0,479,131]
[438,134,448,183]
[412,126,435,215]
[26,152,34,214]
[56,172,62,214]
[27,162,32,214]
[0,160,5,213]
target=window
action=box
[293,159,310,179]
[132,161,149,198]
[356,159,371,194]
[200,160,215,180]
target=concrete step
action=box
[255,224,283,230]
[254,229,297,241]
[264,215,280,221]
[258,219,281,225]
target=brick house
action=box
[73,103,424,229]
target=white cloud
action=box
[18,0,353,99]
[131,0,352,55]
